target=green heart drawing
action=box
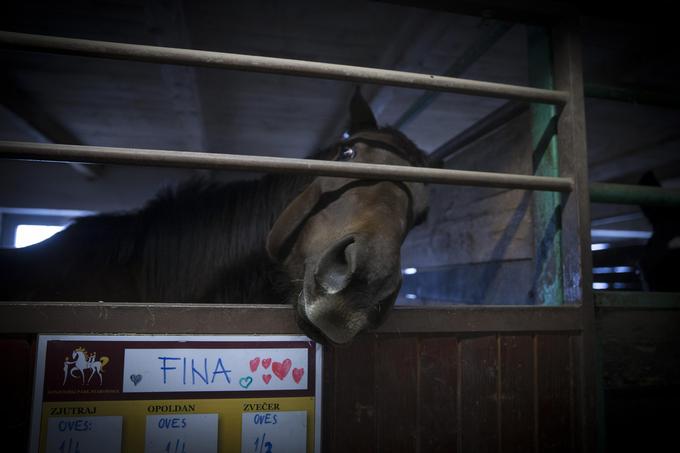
[239,376,253,389]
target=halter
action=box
[267,131,427,262]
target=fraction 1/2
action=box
[165,439,187,453]
[254,433,273,453]
[58,439,80,453]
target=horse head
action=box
[267,90,429,344]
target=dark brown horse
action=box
[0,91,429,344]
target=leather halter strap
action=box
[268,134,421,261]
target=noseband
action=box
[268,132,424,261]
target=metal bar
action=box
[393,21,514,129]
[427,100,528,167]
[0,31,568,105]
[528,26,563,306]
[0,140,574,192]
[590,182,680,207]
[0,73,101,179]
[585,83,680,110]
[590,212,644,227]
[594,291,680,309]
[0,302,583,334]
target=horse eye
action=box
[338,146,356,161]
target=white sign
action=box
[31,335,322,453]
[45,416,122,453]
[145,413,218,453]
[123,348,309,393]
[241,411,307,453]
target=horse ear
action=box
[347,87,378,135]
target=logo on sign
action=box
[63,347,110,386]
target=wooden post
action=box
[551,17,597,452]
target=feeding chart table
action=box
[30,335,322,453]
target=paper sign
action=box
[241,411,307,453]
[144,413,218,453]
[31,335,322,453]
[123,348,309,393]
[45,416,122,453]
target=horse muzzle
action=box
[296,233,401,344]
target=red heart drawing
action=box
[262,374,272,384]
[249,357,260,372]
[292,368,304,384]
[272,359,292,381]
[262,358,272,369]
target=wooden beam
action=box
[427,100,528,166]
[144,0,207,154]
[393,20,513,130]
[594,291,680,309]
[0,302,583,334]
[312,9,444,150]
[0,75,101,179]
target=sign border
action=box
[30,334,323,453]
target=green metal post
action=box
[528,26,564,306]
[590,182,680,207]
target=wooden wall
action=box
[323,331,584,452]
[400,111,537,305]
[0,336,34,451]
[598,307,680,452]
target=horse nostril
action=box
[314,236,357,294]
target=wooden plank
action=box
[500,335,535,453]
[327,334,376,452]
[401,110,535,269]
[321,343,336,452]
[551,19,596,452]
[0,303,585,334]
[399,259,534,305]
[594,291,680,309]
[460,335,498,453]
[0,336,35,452]
[571,334,585,453]
[597,309,680,390]
[418,336,458,453]
[376,335,418,452]
[536,334,573,453]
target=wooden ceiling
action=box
[1,1,678,233]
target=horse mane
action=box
[134,174,312,302]
[0,126,426,303]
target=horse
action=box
[63,348,109,385]
[0,90,429,344]
[637,171,680,291]
[591,171,680,292]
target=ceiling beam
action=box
[427,99,528,166]
[393,20,513,130]
[144,0,207,156]
[0,75,101,179]
[312,8,445,150]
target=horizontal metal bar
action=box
[590,182,680,207]
[0,302,583,334]
[594,291,680,309]
[0,31,568,105]
[585,83,680,110]
[0,140,574,191]
[394,21,514,129]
